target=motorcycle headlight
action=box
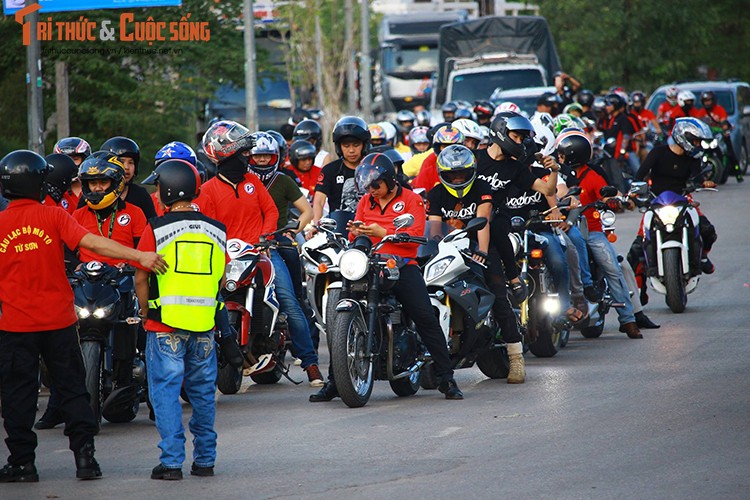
[710,138,718,149]
[425,256,454,281]
[543,296,561,315]
[93,303,116,319]
[225,280,237,292]
[655,205,680,225]
[225,260,249,281]
[599,210,616,227]
[75,305,91,319]
[339,249,368,281]
[701,139,711,149]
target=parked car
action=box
[646,80,750,174]
[490,86,556,117]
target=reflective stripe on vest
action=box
[151,216,226,331]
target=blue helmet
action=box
[155,141,197,167]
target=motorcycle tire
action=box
[741,143,748,175]
[663,247,687,313]
[476,346,510,379]
[389,370,421,397]
[81,341,103,425]
[217,364,243,395]
[180,384,191,404]
[559,328,570,348]
[419,363,439,390]
[331,309,373,408]
[324,288,341,355]
[103,400,139,424]
[250,350,286,385]
[580,321,604,338]
[527,296,561,358]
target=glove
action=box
[606,198,623,211]
[509,279,528,304]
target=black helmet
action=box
[369,145,405,173]
[604,93,626,111]
[355,152,397,193]
[293,119,323,152]
[488,112,536,160]
[630,90,646,107]
[332,116,371,158]
[415,109,431,127]
[0,150,50,201]
[53,136,92,160]
[576,89,595,107]
[143,159,201,206]
[474,100,495,119]
[289,140,317,168]
[396,110,416,130]
[442,101,458,121]
[100,136,141,175]
[700,90,716,106]
[554,129,593,168]
[79,152,126,210]
[194,159,207,183]
[265,129,288,167]
[538,92,561,107]
[43,153,78,203]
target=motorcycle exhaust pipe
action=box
[391,359,425,380]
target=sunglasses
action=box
[367,181,383,190]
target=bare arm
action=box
[476,203,491,254]
[312,191,327,223]
[292,195,313,233]
[79,233,167,273]
[135,269,150,318]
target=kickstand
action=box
[279,360,303,385]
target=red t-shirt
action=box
[291,165,322,194]
[0,199,90,332]
[695,105,728,126]
[657,101,679,129]
[577,165,607,233]
[192,173,278,243]
[634,108,656,129]
[410,152,439,193]
[351,186,426,259]
[72,202,147,265]
[150,191,165,217]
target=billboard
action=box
[3,0,181,15]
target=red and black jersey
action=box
[602,112,635,159]
[73,201,147,265]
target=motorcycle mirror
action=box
[465,217,487,232]
[557,198,572,209]
[318,218,337,231]
[565,186,582,198]
[600,186,618,198]
[510,216,526,231]
[393,214,415,231]
[629,181,649,197]
[605,137,617,145]
[285,219,300,231]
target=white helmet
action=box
[496,101,521,114]
[531,112,555,134]
[378,121,398,147]
[677,90,696,107]
[478,126,490,146]
[451,118,484,143]
[531,118,557,156]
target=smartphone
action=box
[350,221,364,227]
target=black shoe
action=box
[151,463,183,480]
[309,382,338,402]
[0,463,39,483]
[583,285,603,303]
[635,311,660,329]
[219,334,244,369]
[438,378,464,400]
[190,462,214,477]
[34,410,64,430]
[737,175,744,183]
[640,286,649,306]
[74,442,102,480]
[700,257,715,275]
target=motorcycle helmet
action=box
[396,110,417,131]
[592,97,607,115]
[562,102,584,117]
[293,119,323,152]
[43,153,78,203]
[478,126,491,147]
[554,129,593,168]
[100,136,141,175]
[408,126,430,154]
[677,90,696,108]
[671,117,712,158]
[79,152,127,210]
[265,130,289,167]
[576,89,595,107]
[442,101,458,122]
[666,86,679,105]
[369,145,406,174]
[553,113,585,136]
[496,101,521,114]
[488,111,536,161]
[473,100,495,122]
[427,122,450,143]
[700,90,716,108]
[531,120,557,156]
[436,144,477,199]
[53,136,91,162]
[247,132,280,182]
[415,109,431,127]
[194,159,208,183]
[354,152,397,193]
[432,125,465,155]
[452,118,483,150]
[332,116,371,158]
[630,91,647,109]
[368,123,387,147]
[143,159,201,206]
[379,122,398,147]
[454,107,474,121]
[155,141,197,167]
[538,92,561,109]
[200,120,255,165]
[289,140,317,169]
[604,93,626,111]
[0,150,50,201]
[531,112,555,133]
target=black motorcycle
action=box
[70,261,146,424]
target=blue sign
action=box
[4,1,181,16]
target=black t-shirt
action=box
[475,149,537,219]
[426,179,493,229]
[315,159,358,213]
[502,166,551,220]
[636,144,703,196]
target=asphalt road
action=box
[3,181,749,499]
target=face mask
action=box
[219,154,249,184]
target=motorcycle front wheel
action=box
[217,364,243,394]
[419,363,439,390]
[250,349,286,385]
[663,247,687,313]
[80,340,103,425]
[324,287,341,355]
[331,309,373,408]
[476,346,510,379]
[527,296,561,358]
[389,369,420,397]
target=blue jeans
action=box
[565,225,594,288]
[270,250,318,368]
[147,329,217,469]
[586,232,635,324]
[538,231,571,311]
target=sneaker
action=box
[0,463,38,483]
[305,364,324,387]
[507,352,526,384]
[437,378,464,400]
[700,257,715,274]
[151,463,183,480]
[293,358,302,366]
[190,462,214,477]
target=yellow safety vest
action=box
[147,212,226,332]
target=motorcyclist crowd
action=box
[0,78,731,482]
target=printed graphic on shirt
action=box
[244,183,255,195]
[61,199,69,210]
[0,225,53,254]
[340,177,359,213]
[117,214,131,226]
[393,201,405,213]
[477,172,512,190]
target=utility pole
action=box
[344,0,356,114]
[243,0,258,130]
[26,0,43,153]
[314,11,324,110]
[55,62,69,140]
[359,0,372,121]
